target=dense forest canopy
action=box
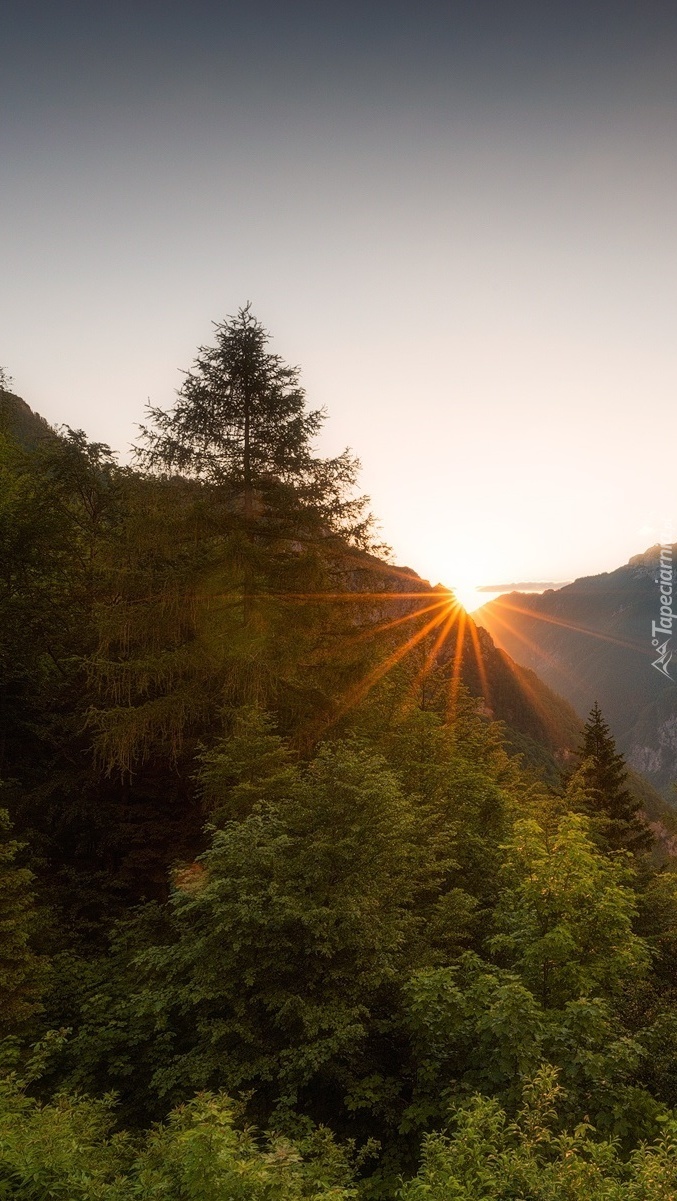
[1,316,677,1198]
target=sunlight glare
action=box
[449,581,492,613]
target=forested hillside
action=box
[3,313,677,1198]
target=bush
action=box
[400,1065,677,1201]
[0,1063,355,1200]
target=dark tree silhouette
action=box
[136,304,371,545]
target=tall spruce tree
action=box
[137,304,371,544]
[578,701,652,854]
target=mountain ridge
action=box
[475,546,677,799]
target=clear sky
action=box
[2,1,676,606]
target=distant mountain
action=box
[475,546,677,799]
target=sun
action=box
[449,581,488,614]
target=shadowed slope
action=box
[476,546,677,799]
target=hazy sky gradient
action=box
[2,1,676,596]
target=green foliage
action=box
[0,808,47,1030]
[491,814,650,1007]
[87,306,379,772]
[348,696,516,923]
[86,471,379,774]
[0,427,84,701]
[404,954,545,1126]
[578,702,652,853]
[42,692,677,1174]
[0,1057,355,1200]
[400,1066,677,1201]
[6,335,677,1195]
[87,470,222,772]
[197,707,298,822]
[0,423,177,935]
[98,740,460,1114]
[403,954,662,1146]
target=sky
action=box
[2,1,677,609]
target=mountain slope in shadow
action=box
[475,546,677,799]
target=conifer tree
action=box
[197,707,297,823]
[578,701,652,853]
[137,305,371,544]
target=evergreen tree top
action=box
[135,305,374,545]
[578,701,652,854]
[136,304,324,488]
